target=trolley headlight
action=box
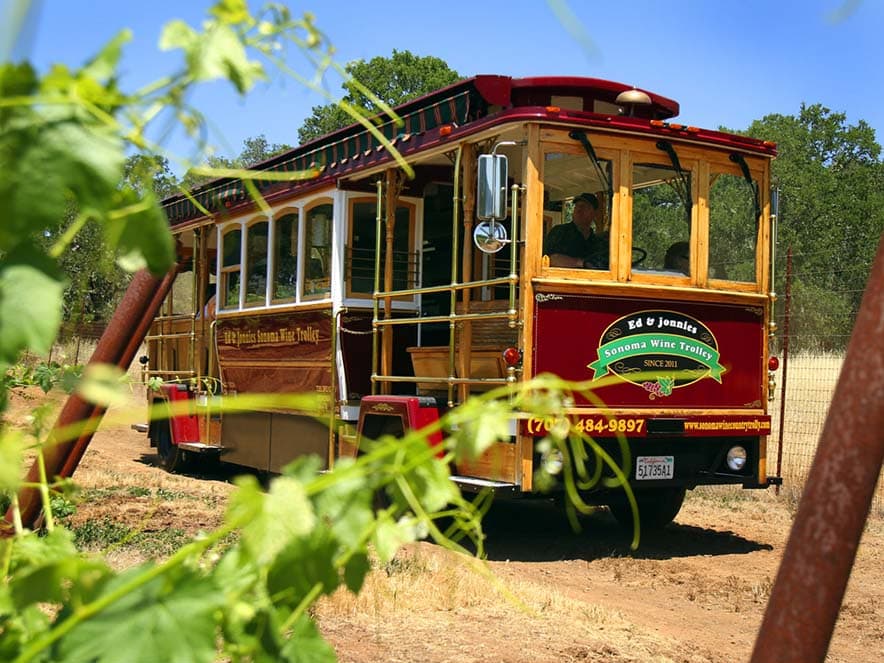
[541,448,564,475]
[726,445,748,472]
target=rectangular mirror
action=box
[477,153,508,220]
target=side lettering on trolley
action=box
[589,309,725,399]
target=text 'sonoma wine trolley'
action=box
[142,75,781,526]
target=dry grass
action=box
[315,543,693,663]
[767,351,884,514]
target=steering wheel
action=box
[632,247,648,267]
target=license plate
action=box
[636,455,674,480]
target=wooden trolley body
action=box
[143,75,779,520]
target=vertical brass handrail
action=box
[370,178,383,395]
[447,145,463,407]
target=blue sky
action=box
[7,0,883,170]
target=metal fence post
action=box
[751,234,884,662]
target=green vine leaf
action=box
[0,429,24,493]
[236,475,316,565]
[76,364,129,408]
[343,551,370,594]
[102,188,175,275]
[266,529,339,609]
[54,566,224,663]
[0,244,66,364]
[279,614,337,663]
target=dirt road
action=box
[8,387,883,662]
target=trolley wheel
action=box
[156,420,188,473]
[608,487,686,531]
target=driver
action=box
[544,192,609,268]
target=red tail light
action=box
[502,347,521,366]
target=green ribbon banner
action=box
[589,332,724,382]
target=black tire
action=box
[156,421,188,473]
[608,487,686,531]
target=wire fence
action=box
[767,247,883,514]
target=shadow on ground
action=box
[476,497,773,562]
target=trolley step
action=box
[451,475,519,495]
[178,442,224,455]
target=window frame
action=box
[302,197,334,302]
[271,207,300,305]
[242,215,271,309]
[345,196,416,300]
[626,150,699,286]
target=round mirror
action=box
[473,221,509,254]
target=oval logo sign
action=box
[588,310,725,398]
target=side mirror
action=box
[473,221,508,254]
[477,153,508,221]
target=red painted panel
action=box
[533,294,765,409]
[360,396,444,450]
[161,384,200,444]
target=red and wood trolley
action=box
[143,75,780,526]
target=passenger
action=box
[544,192,609,268]
[664,241,690,275]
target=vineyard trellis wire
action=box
[768,245,884,513]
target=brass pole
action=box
[381,169,402,394]
[458,143,476,403]
[371,179,383,395]
[447,146,463,407]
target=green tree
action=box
[51,156,180,327]
[297,49,461,143]
[743,104,884,349]
[181,134,292,189]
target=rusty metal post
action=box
[4,266,179,533]
[775,247,793,494]
[751,234,884,663]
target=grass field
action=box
[767,351,884,515]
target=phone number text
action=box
[525,416,645,437]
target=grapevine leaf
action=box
[450,399,511,461]
[0,429,24,493]
[0,61,39,98]
[158,20,198,52]
[279,614,337,663]
[0,244,66,365]
[37,110,125,211]
[0,602,51,662]
[11,556,109,610]
[386,438,458,514]
[212,545,262,598]
[312,458,372,548]
[102,188,175,275]
[161,19,264,94]
[76,363,129,408]
[372,512,415,564]
[266,528,339,608]
[210,0,253,25]
[54,566,223,663]
[0,121,69,250]
[343,551,371,594]
[239,476,315,565]
[9,528,78,574]
[80,29,132,83]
